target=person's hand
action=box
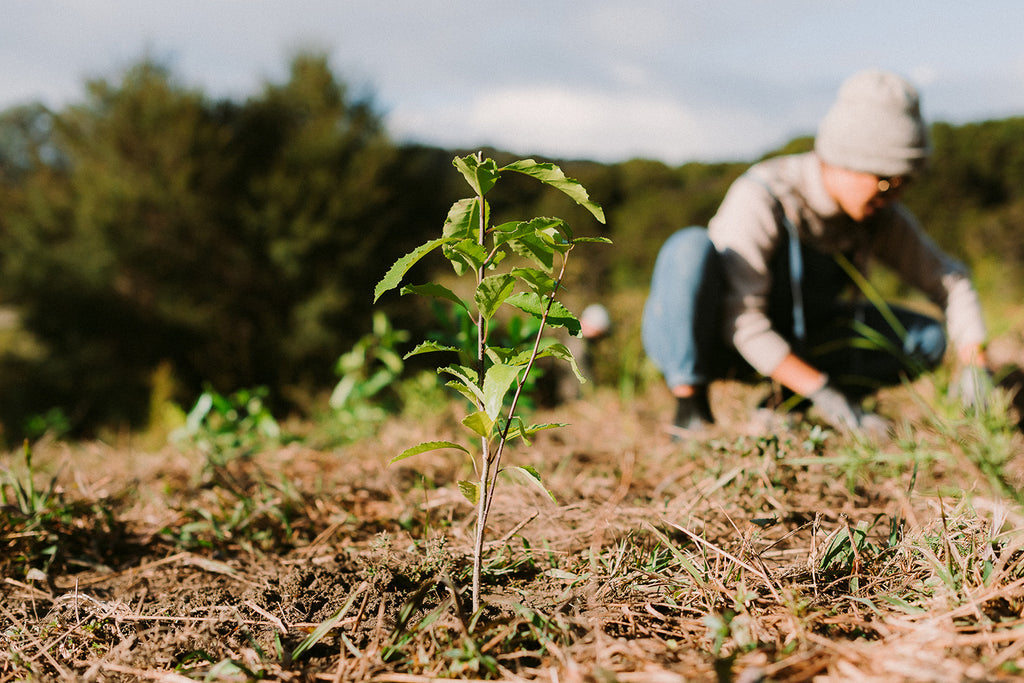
[953,364,994,413]
[809,384,889,438]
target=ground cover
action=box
[2,360,1024,682]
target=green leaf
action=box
[374,237,452,302]
[401,283,468,311]
[404,340,460,359]
[445,238,489,272]
[475,274,516,321]
[443,198,480,240]
[511,267,557,295]
[184,392,215,433]
[462,410,495,438]
[328,375,357,409]
[532,216,573,244]
[502,159,605,223]
[644,523,709,588]
[391,440,469,464]
[291,582,367,660]
[502,465,556,502]
[445,380,480,405]
[483,363,522,419]
[493,218,559,249]
[538,341,585,382]
[503,217,574,269]
[505,292,581,336]
[440,365,485,405]
[453,154,500,197]
[361,367,395,398]
[484,345,534,367]
[504,421,567,442]
[457,480,479,505]
[492,219,531,237]
[835,253,908,339]
[488,250,508,269]
[509,232,554,270]
[442,200,484,276]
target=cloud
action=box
[388,85,776,163]
[4,1,1024,164]
[908,65,939,88]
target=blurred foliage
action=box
[0,55,432,438]
[0,52,1020,441]
[173,385,281,469]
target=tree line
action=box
[0,54,1020,441]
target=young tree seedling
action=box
[374,153,607,612]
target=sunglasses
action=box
[876,175,906,196]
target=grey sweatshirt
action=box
[707,152,986,376]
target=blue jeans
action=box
[642,227,947,396]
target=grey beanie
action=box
[814,69,930,177]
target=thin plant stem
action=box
[472,186,489,614]
[484,250,571,523]
[470,241,573,614]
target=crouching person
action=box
[642,69,989,437]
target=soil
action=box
[3,357,1024,681]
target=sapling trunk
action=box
[470,253,569,614]
[472,187,489,614]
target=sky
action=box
[3,1,1024,165]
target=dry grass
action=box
[2,369,1024,681]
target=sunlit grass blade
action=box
[291,580,368,661]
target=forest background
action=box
[0,53,1022,444]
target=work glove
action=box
[809,383,889,439]
[952,364,994,413]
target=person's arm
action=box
[873,206,992,410]
[958,343,987,367]
[709,178,794,377]
[872,206,988,359]
[769,353,827,396]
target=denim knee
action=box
[642,227,722,388]
[658,227,717,270]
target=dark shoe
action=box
[673,389,714,432]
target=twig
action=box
[3,577,53,600]
[368,675,496,683]
[497,510,539,544]
[243,599,287,634]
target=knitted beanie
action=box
[814,69,930,177]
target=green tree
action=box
[0,62,211,433]
[0,55,406,437]
[228,54,401,389]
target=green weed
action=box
[0,441,105,579]
[174,386,281,470]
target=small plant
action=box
[1,440,118,579]
[330,311,409,414]
[323,311,410,443]
[22,407,72,442]
[173,385,281,468]
[374,153,607,611]
[1,440,58,519]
